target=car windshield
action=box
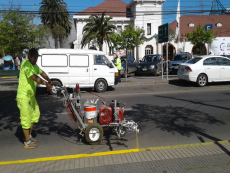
[186,57,202,64]
[172,54,187,61]
[142,55,157,62]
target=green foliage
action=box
[110,25,145,51]
[0,6,50,58]
[185,24,214,48]
[81,12,116,51]
[39,0,72,48]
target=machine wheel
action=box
[95,79,107,93]
[154,69,158,76]
[197,74,207,87]
[50,80,62,95]
[85,123,103,145]
[119,126,127,137]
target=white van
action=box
[37,49,119,93]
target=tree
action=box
[81,12,116,51]
[185,24,214,55]
[39,0,72,48]
[0,5,50,60]
[110,25,144,81]
[110,25,145,61]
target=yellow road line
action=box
[0,140,229,165]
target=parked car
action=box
[135,54,164,76]
[120,56,138,78]
[169,52,193,74]
[177,55,230,87]
[113,56,138,78]
[221,55,230,59]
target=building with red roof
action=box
[73,0,166,60]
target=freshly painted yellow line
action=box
[0,140,229,165]
[136,127,139,149]
[2,76,18,78]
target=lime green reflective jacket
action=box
[115,58,121,70]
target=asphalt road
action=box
[1,76,230,162]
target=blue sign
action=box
[205,24,213,31]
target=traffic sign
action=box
[158,23,168,43]
[205,24,213,31]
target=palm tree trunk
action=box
[59,37,63,48]
[55,38,58,49]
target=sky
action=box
[0,0,230,24]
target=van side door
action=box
[69,54,90,87]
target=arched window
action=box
[145,45,153,55]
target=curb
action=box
[0,140,228,165]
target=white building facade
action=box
[73,0,166,60]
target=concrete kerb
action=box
[0,140,229,166]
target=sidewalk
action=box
[118,75,178,87]
[1,141,230,173]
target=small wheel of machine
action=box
[85,123,103,145]
[119,126,127,137]
[50,80,62,95]
[95,79,107,93]
[197,74,207,87]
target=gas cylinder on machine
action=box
[113,108,124,122]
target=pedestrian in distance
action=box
[16,48,53,149]
[114,53,121,83]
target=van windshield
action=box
[94,55,111,66]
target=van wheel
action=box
[50,80,62,95]
[95,79,107,93]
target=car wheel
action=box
[197,74,207,87]
[154,69,158,76]
[95,79,107,92]
[50,80,62,95]
[134,71,139,76]
[119,126,127,137]
[85,123,103,145]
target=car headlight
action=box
[150,65,155,69]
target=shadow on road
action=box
[169,79,230,87]
[124,101,230,156]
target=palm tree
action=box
[81,12,116,51]
[39,0,72,48]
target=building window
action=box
[117,26,122,32]
[145,45,153,55]
[147,23,151,35]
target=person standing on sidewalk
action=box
[114,53,121,83]
[16,48,53,149]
